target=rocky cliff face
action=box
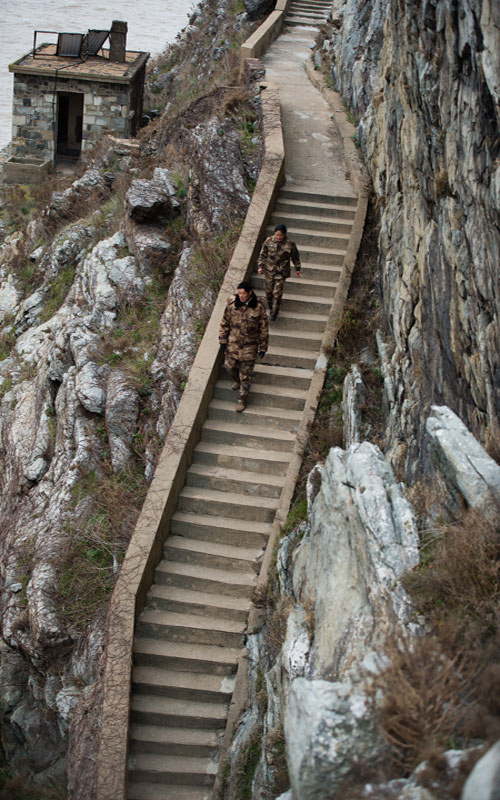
[0,0,261,790]
[324,0,500,479]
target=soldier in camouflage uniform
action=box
[257,223,302,320]
[219,281,269,412]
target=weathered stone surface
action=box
[342,364,364,447]
[327,0,500,478]
[426,405,500,513]
[285,677,382,800]
[127,221,173,273]
[291,441,419,676]
[75,362,108,414]
[126,167,180,223]
[244,0,275,20]
[461,741,500,800]
[186,117,251,233]
[105,370,140,472]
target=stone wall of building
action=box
[11,72,140,159]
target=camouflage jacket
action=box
[257,235,301,278]
[219,291,269,361]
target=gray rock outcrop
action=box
[126,167,180,223]
[462,741,500,800]
[244,0,275,20]
[325,0,500,478]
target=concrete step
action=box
[131,694,228,730]
[295,243,346,265]
[177,485,279,523]
[128,781,210,800]
[293,262,342,282]
[132,667,236,704]
[134,638,240,674]
[285,15,325,26]
[287,6,329,16]
[279,187,358,206]
[263,345,317,370]
[266,224,351,251]
[136,608,246,649]
[207,398,302,432]
[214,379,307,411]
[201,419,296,452]
[279,289,333,315]
[192,440,291,476]
[252,362,314,388]
[171,508,272,547]
[268,310,328,333]
[154,560,256,598]
[146,584,251,622]
[129,723,220,757]
[128,752,218,786]
[269,328,323,352]
[186,460,285,498]
[270,210,352,234]
[164,534,263,572]
[254,272,337,297]
[275,196,356,219]
[289,2,331,11]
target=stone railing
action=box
[95,82,285,800]
[240,0,292,64]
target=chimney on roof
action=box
[109,20,127,63]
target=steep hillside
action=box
[0,0,263,794]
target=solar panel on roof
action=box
[57,32,84,57]
[87,30,109,55]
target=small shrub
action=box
[233,727,262,800]
[403,509,500,637]
[59,467,146,634]
[367,630,479,773]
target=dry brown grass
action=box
[265,595,293,661]
[364,507,500,782]
[367,630,479,773]
[403,509,500,637]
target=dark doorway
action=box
[56,92,83,157]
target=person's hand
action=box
[220,343,227,352]
[258,267,263,275]
[259,351,265,359]
[296,270,302,277]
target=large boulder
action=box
[243,0,275,19]
[126,167,180,223]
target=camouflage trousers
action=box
[264,271,286,317]
[224,355,256,402]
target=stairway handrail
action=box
[239,0,292,66]
[95,80,285,800]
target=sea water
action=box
[0,0,194,149]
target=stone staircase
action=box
[284,0,331,27]
[126,185,357,800]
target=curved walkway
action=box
[263,22,355,197]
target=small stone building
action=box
[4,21,149,183]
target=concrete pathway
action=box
[262,8,355,198]
[125,6,357,799]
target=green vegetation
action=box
[234,730,262,800]
[39,265,76,323]
[59,467,146,634]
